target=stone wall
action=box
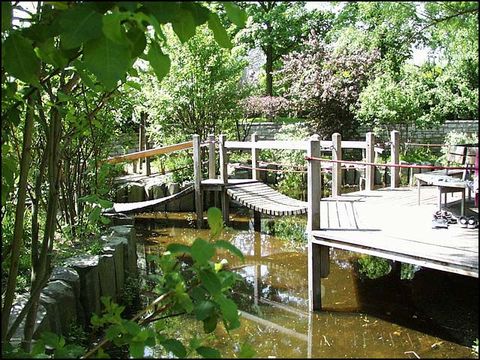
[243,120,478,144]
[8,219,137,343]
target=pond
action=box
[134,211,478,358]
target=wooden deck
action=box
[201,179,308,216]
[312,186,478,278]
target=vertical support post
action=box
[219,134,229,225]
[251,133,259,180]
[365,132,375,191]
[145,140,151,176]
[390,130,400,188]
[139,113,145,171]
[332,133,342,197]
[193,134,203,228]
[307,134,329,312]
[208,134,216,179]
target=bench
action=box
[414,145,478,216]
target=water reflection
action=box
[135,212,477,358]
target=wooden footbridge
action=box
[108,131,478,312]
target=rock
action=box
[116,183,129,202]
[166,183,180,211]
[41,280,77,335]
[98,254,117,302]
[127,182,145,202]
[102,236,127,298]
[180,191,195,212]
[8,294,49,343]
[49,267,86,329]
[109,225,137,277]
[64,254,101,320]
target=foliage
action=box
[164,153,194,184]
[400,147,438,165]
[133,25,249,144]
[438,130,479,165]
[472,338,479,357]
[356,63,478,134]
[277,32,380,139]
[240,95,290,119]
[357,255,392,279]
[236,1,334,95]
[268,216,307,243]
[400,263,421,280]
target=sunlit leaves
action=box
[126,26,147,58]
[199,268,222,295]
[161,338,187,358]
[3,33,41,86]
[191,239,215,265]
[102,11,130,44]
[59,4,103,49]
[208,13,233,49]
[147,42,171,83]
[214,240,244,261]
[215,293,240,330]
[196,346,221,358]
[83,34,131,90]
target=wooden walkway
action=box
[201,179,308,216]
[311,186,478,278]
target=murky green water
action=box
[134,212,478,358]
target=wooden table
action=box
[415,172,467,215]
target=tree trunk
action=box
[265,43,274,97]
[1,94,35,341]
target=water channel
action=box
[133,211,478,358]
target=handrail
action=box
[106,141,193,164]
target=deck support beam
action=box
[307,134,329,312]
[251,133,261,230]
[219,134,229,225]
[193,134,203,228]
[332,133,342,197]
[365,132,375,191]
[391,130,400,188]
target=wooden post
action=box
[391,130,400,188]
[138,113,145,171]
[332,133,342,197]
[208,134,216,179]
[365,132,375,191]
[251,133,261,230]
[251,133,259,180]
[219,134,229,225]
[193,134,203,228]
[307,134,329,311]
[145,140,151,176]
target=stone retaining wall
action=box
[8,219,137,343]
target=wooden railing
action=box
[106,141,194,164]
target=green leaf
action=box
[123,320,141,336]
[166,243,191,254]
[124,81,142,91]
[214,240,244,261]
[222,2,247,28]
[199,269,222,295]
[207,13,232,49]
[40,332,61,348]
[194,300,215,321]
[182,3,210,26]
[161,338,187,358]
[34,38,68,68]
[216,294,240,330]
[102,11,129,44]
[238,343,256,358]
[142,2,180,24]
[2,2,12,32]
[83,34,132,90]
[59,4,103,49]
[207,207,223,238]
[3,33,41,86]
[147,42,170,83]
[95,348,110,358]
[129,341,144,358]
[203,313,218,333]
[196,346,221,358]
[172,9,196,43]
[191,238,215,264]
[126,27,147,58]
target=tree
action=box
[132,26,250,144]
[237,1,333,96]
[1,1,245,350]
[277,32,380,139]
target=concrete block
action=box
[41,280,77,335]
[127,183,145,202]
[98,254,117,302]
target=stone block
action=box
[127,183,145,202]
[41,280,77,335]
[8,294,49,343]
[49,267,86,329]
[166,183,180,212]
[179,191,195,212]
[116,184,128,202]
[98,253,117,302]
[64,255,101,320]
[110,225,137,277]
[102,236,127,298]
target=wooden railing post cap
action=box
[310,134,320,141]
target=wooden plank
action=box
[107,141,193,163]
[193,135,203,228]
[365,132,375,191]
[208,134,216,179]
[332,133,342,197]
